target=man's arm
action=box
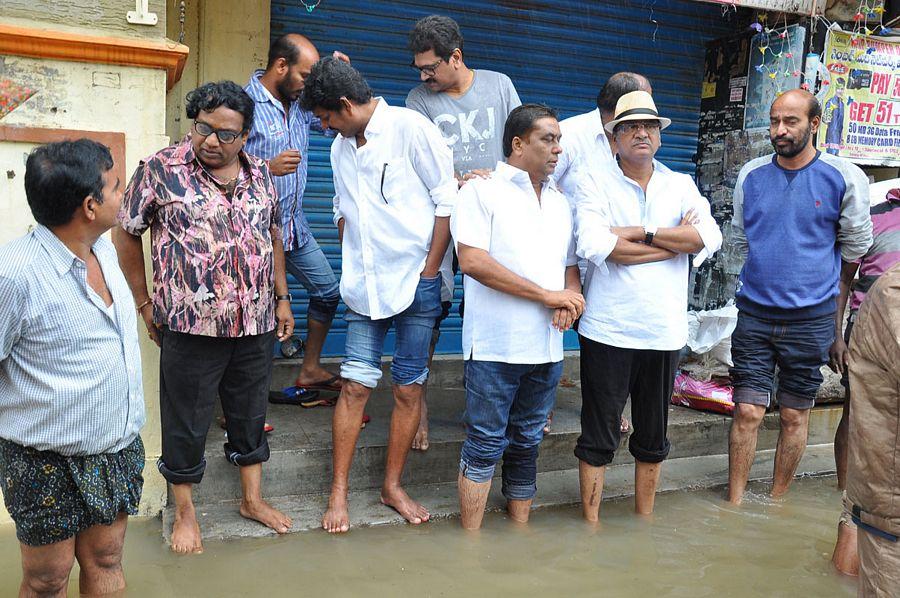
[0,275,25,361]
[422,216,450,277]
[829,259,860,374]
[270,226,294,342]
[112,228,158,346]
[551,265,583,331]
[457,243,584,316]
[837,163,874,262]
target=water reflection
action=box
[0,475,856,597]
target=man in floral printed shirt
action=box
[114,81,294,554]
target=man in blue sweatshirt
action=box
[727,89,872,505]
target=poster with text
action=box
[818,30,900,166]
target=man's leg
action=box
[627,349,678,515]
[413,301,451,451]
[73,513,128,596]
[458,360,520,530]
[19,539,76,598]
[219,331,291,532]
[323,311,386,533]
[727,311,778,505]
[834,397,850,490]
[574,336,633,522]
[157,329,230,554]
[771,406,811,498]
[832,495,859,576]
[284,238,341,386]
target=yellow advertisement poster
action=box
[817,30,900,166]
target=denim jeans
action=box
[459,359,563,501]
[284,236,340,325]
[730,311,835,410]
[340,275,442,388]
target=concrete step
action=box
[163,443,838,542]
[180,384,842,505]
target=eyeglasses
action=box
[618,121,661,135]
[410,58,444,77]
[193,121,242,144]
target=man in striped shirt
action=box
[244,34,349,393]
[830,186,900,576]
[0,140,145,596]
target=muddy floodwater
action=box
[0,475,856,597]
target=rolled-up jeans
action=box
[340,275,442,388]
[459,359,563,501]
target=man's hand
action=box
[333,50,350,63]
[270,150,301,176]
[421,267,440,279]
[551,306,578,332]
[138,303,161,347]
[275,301,295,342]
[456,168,492,188]
[680,208,699,226]
[829,335,850,374]
[542,289,585,317]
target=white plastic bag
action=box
[686,302,738,366]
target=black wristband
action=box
[275,294,292,302]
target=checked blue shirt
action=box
[244,70,332,251]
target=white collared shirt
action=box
[451,161,577,364]
[331,98,457,319]
[575,160,722,350]
[553,108,616,204]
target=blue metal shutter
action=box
[271,0,739,356]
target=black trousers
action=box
[157,328,275,484]
[575,334,679,467]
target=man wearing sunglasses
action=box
[405,14,521,451]
[114,81,294,554]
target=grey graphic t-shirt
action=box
[406,70,521,175]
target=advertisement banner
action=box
[818,30,900,166]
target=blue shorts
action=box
[729,311,834,410]
[340,275,442,388]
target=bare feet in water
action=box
[381,485,430,525]
[240,498,292,534]
[171,507,203,554]
[322,490,351,533]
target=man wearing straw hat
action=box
[573,90,722,521]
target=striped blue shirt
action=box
[244,70,331,251]
[0,226,144,456]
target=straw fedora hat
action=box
[604,90,672,134]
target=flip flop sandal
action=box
[295,375,343,393]
[269,386,320,406]
[360,414,371,429]
[218,417,274,433]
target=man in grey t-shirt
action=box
[405,15,522,452]
[406,15,521,179]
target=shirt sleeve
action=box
[410,119,457,218]
[330,144,344,227]
[730,166,749,261]
[451,182,491,252]
[574,174,618,276]
[260,161,282,239]
[838,164,874,262]
[405,88,430,118]
[503,74,522,113]
[118,160,159,236]
[679,175,723,267]
[0,275,25,361]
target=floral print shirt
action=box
[119,135,281,338]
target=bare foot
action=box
[412,418,429,451]
[381,486,430,525]
[543,411,553,435]
[620,417,630,433]
[295,367,341,388]
[240,498,292,534]
[171,508,203,554]
[322,491,351,534]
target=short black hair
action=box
[596,73,650,113]
[502,103,559,157]
[267,34,300,69]
[299,57,373,112]
[408,15,464,61]
[185,81,255,132]
[24,139,113,227]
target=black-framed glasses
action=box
[193,120,242,144]
[409,58,444,77]
[618,121,661,135]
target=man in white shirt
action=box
[300,58,457,533]
[574,91,722,521]
[452,104,584,530]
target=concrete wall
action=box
[0,1,171,524]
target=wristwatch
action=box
[644,225,658,245]
[275,294,292,303]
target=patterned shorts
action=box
[0,436,144,546]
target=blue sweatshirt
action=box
[731,151,872,320]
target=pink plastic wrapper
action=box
[671,371,734,416]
